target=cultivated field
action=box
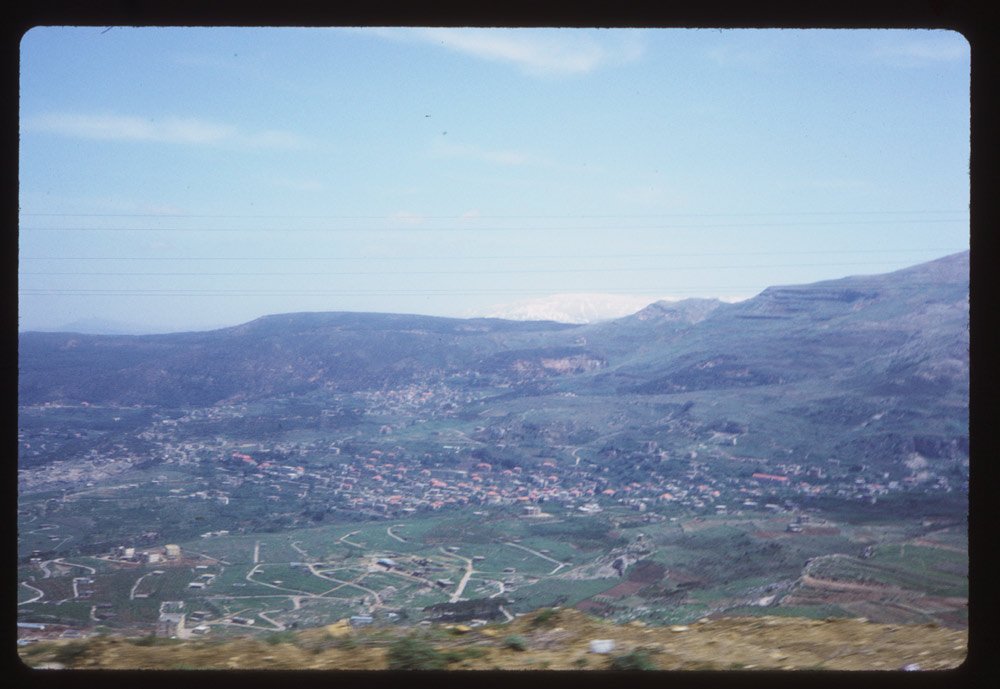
[17,505,967,636]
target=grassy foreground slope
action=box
[18,607,966,671]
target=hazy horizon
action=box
[18,249,968,335]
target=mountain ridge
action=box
[18,252,968,410]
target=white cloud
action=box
[160,117,236,144]
[24,112,306,149]
[430,138,551,168]
[370,27,644,77]
[705,44,775,69]
[870,32,969,65]
[246,129,308,149]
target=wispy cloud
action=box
[245,129,307,149]
[369,28,644,77]
[24,112,307,150]
[430,138,552,167]
[18,191,191,217]
[705,44,776,69]
[870,32,969,66]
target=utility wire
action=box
[19,260,960,277]
[20,218,968,232]
[20,282,964,297]
[20,248,966,262]
[19,209,969,219]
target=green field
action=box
[507,577,619,612]
[811,545,967,598]
[16,503,968,636]
[248,563,338,595]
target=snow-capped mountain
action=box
[481,293,674,324]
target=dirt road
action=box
[19,581,44,605]
[799,574,905,595]
[504,541,568,575]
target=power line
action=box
[19,260,958,277]
[19,282,963,297]
[20,218,968,232]
[20,248,966,262]
[19,209,969,219]
[19,287,765,294]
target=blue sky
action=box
[19,27,970,332]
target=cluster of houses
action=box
[355,382,473,417]
[24,395,962,536]
[187,566,217,589]
[109,543,183,565]
[165,426,963,525]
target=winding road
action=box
[185,550,230,566]
[61,559,97,575]
[19,581,44,605]
[339,531,364,548]
[257,610,286,630]
[245,564,316,596]
[503,541,569,575]
[19,522,546,632]
[130,573,152,600]
[451,557,474,603]
[438,547,475,602]
[306,564,382,611]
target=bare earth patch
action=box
[19,609,967,671]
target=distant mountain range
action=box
[26,317,227,336]
[19,252,968,472]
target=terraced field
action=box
[781,534,968,627]
[17,507,967,636]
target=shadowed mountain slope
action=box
[19,253,968,419]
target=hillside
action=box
[18,252,968,407]
[16,254,969,655]
[17,313,578,406]
[18,607,966,671]
[18,252,969,484]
